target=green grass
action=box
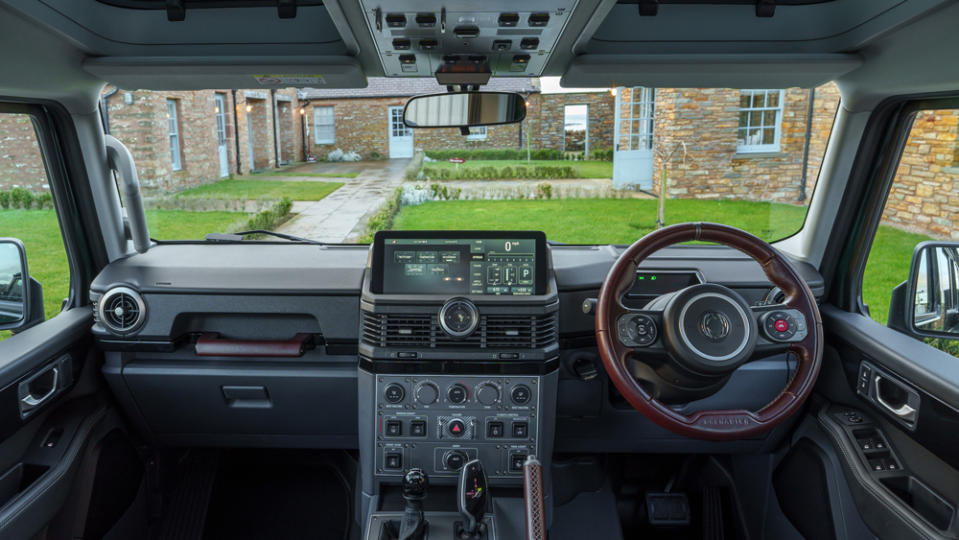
[255,171,359,179]
[861,226,933,325]
[175,179,343,201]
[393,198,807,243]
[145,209,246,240]
[428,159,613,178]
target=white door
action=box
[214,94,229,177]
[613,87,655,189]
[246,110,255,171]
[388,106,414,159]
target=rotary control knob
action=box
[475,383,500,406]
[445,450,467,470]
[414,382,439,405]
[447,383,469,404]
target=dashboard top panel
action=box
[91,242,824,297]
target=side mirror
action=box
[889,241,959,340]
[0,239,44,332]
[403,92,527,128]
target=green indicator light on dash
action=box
[651,275,657,281]
[638,276,645,280]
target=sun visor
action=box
[83,56,366,90]
[561,54,861,89]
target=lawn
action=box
[175,179,343,201]
[427,159,613,179]
[393,198,928,325]
[393,198,808,243]
[256,171,360,179]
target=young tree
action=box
[653,139,689,229]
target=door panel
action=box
[613,87,654,189]
[388,106,413,159]
[821,306,959,538]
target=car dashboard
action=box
[89,236,824,498]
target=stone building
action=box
[100,87,304,193]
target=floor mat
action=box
[202,450,351,540]
[156,450,218,540]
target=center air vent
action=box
[97,287,146,335]
[362,312,557,350]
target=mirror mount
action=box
[435,61,491,87]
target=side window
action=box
[0,111,71,340]
[737,89,784,153]
[862,107,959,355]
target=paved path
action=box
[278,159,409,242]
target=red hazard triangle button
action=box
[448,419,466,436]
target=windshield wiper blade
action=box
[205,230,325,245]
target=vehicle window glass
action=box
[105,83,837,244]
[0,112,71,340]
[862,107,959,356]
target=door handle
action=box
[873,375,918,424]
[18,366,59,415]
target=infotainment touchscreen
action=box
[371,231,547,295]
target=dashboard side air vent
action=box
[97,286,146,335]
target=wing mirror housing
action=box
[0,238,44,332]
[403,92,527,129]
[888,241,959,341]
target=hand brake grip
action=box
[523,455,546,540]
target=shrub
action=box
[0,191,9,209]
[35,192,53,209]
[238,197,293,233]
[10,188,28,209]
[369,150,382,160]
[362,187,403,242]
[536,182,553,200]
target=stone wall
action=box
[0,113,48,191]
[883,109,959,239]
[527,91,615,152]
[651,84,841,203]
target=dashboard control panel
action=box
[373,374,540,481]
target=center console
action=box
[358,231,559,539]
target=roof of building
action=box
[299,77,539,99]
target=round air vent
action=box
[98,287,145,335]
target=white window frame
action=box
[166,99,182,171]
[737,89,784,154]
[466,125,488,141]
[313,106,335,144]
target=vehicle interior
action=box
[1,1,959,539]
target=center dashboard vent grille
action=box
[362,312,557,349]
[95,287,146,335]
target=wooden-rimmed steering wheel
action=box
[595,223,823,440]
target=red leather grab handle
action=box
[523,456,547,540]
[194,333,313,357]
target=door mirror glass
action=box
[906,242,959,338]
[403,92,526,128]
[0,239,29,328]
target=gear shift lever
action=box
[456,459,488,539]
[398,468,428,540]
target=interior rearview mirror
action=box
[889,241,959,340]
[0,239,29,330]
[403,92,526,128]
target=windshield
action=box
[102,81,838,244]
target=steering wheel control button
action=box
[447,383,469,404]
[384,383,405,404]
[447,419,466,437]
[410,420,427,437]
[476,383,500,406]
[763,311,799,341]
[510,385,531,405]
[445,451,467,471]
[487,421,504,438]
[415,382,439,405]
[617,314,658,347]
[439,298,479,337]
[385,420,402,437]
